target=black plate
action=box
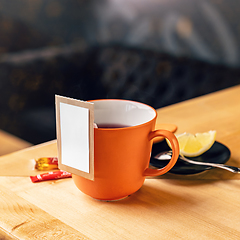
[150,140,231,175]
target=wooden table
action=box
[0,85,240,239]
[0,130,32,156]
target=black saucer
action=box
[150,140,231,175]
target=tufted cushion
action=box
[84,45,240,109]
[0,44,240,144]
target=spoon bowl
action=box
[150,140,231,175]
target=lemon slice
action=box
[167,130,216,157]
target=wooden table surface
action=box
[0,85,240,239]
[0,130,32,156]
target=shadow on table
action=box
[96,183,199,208]
[150,164,240,180]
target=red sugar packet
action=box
[30,170,72,183]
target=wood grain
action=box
[0,182,89,240]
[156,85,240,179]
[0,226,17,240]
[0,85,240,239]
[0,130,32,156]
[0,176,239,239]
[0,140,57,176]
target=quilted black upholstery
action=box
[86,45,240,109]
[0,44,240,144]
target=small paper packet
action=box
[34,157,59,171]
[30,170,72,183]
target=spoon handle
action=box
[179,155,240,174]
[154,151,240,174]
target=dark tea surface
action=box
[97,123,130,129]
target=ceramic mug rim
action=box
[89,99,157,130]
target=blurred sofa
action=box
[1,43,240,144]
[0,0,240,144]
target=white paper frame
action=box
[55,95,94,180]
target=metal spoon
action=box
[154,151,240,174]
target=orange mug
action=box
[72,99,179,201]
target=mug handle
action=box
[143,130,179,177]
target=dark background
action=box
[0,0,239,144]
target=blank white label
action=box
[59,102,89,173]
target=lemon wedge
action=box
[167,130,216,157]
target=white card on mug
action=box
[55,95,94,180]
